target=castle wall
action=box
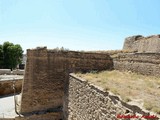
[113,53,160,76]
[20,48,68,118]
[47,50,113,73]
[20,47,113,119]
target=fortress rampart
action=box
[113,53,160,76]
[19,47,113,119]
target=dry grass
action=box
[76,70,160,114]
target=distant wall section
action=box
[123,35,160,53]
[113,53,160,76]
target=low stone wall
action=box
[0,69,24,75]
[0,118,15,120]
[113,53,160,76]
[12,70,24,75]
[66,74,159,120]
[0,69,11,75]
[0,79,22,96]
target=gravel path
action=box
[0,95,19,118]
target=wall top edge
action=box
[26,48,111,56]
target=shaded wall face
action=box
[64,51,113,72]
[20,49,68,115]
[114,53,160,76]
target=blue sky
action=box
[0,0,160,53]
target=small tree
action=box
[2,42,23,70]
[0,45,3,68]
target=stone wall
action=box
[47,49,113,73]
[0,69,24,75]
[113,53,160,76]
[123,35,160,53]
[0,69,11,75]
[20,48,68,120]
[12,70,24,75]
[20,47,113,119]
[0,79,22,96]
[66,74,159,120]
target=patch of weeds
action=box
[152,108,160,114]
[90,70,98,74]
[104,86,110,91]
[143,101,153,111]
[127,85,132,89]
[101,80,107,84]
[111,89,120,95]
[123,97,131,102]
[157,80,160,85]
[96,79,102,83]
[145,81,154,88]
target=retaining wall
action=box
[0,69,11,75]
[113,53,160,76]
[66,74,159,120]
[0,79,22,96]
[0,69,24,75]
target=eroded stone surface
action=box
[20,47,113,119]
[123,35,160,53]
[113,53,160,76]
